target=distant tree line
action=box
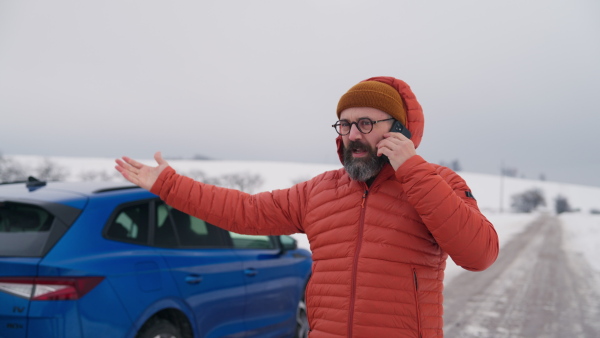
[510,188,546,213]
[0,153,69,182]
[509,188,595,214]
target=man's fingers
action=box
[116,158,139,174]
[115,164,138,184]
[122,156,144,169]
[383,132,408,141]
[115,158,131,168]
[117,160,145,185]
[377,142,396,157]
[377,138,397,152]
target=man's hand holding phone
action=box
[377,120,416,171]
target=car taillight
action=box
[0,277,104,301]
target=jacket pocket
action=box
[412,267,422,337]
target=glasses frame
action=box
[332,117,395,136]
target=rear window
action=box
[0,202,55,257]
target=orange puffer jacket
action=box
[150,77,499,337]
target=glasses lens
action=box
[335,121,350,135]
[357,118,373,134]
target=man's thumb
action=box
[154,151,167,166]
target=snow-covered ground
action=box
[8,155,600,286]
[561,213,600,273]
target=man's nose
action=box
[348,123,362,141]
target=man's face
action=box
[339,107,394,182]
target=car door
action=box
[153,202,248,338]
[228,233,303,337]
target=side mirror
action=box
[279,235,298,251]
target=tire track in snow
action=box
[443,214,600,337]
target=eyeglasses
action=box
[332,118,394,136]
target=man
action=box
[116,76,499,337]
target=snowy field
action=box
[9,155,600,286]
[561,213,600,273]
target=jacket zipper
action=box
[348,189,369,337]
[413,268,422,337]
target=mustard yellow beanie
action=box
[336,81,407,124]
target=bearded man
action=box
[116,76,499,337]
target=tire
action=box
[137,319,182,338]
[295,297,309,338]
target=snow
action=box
[560,213,600,273]
[7,154,600,285]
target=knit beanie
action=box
[336,81,407,125]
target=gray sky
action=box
[1,0,599,187]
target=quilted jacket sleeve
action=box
[396,155,499,271]
[150,166,308,236]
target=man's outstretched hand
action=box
[115,152,169,191]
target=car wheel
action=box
[296,296,309,338]
[137,319,182,338]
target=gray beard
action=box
[343,141,387,182]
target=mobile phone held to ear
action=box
[390,120,412,139]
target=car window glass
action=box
[229,232,276,250]
[106,203,149,245]
[154,203,179,247]
[0,203,53,233]
[156,203,229,249]
[280,235,297,250]
[0,202,56,257]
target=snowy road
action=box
[443,214,600,337]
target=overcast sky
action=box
[1,0,599,187]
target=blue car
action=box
[0,179,312,338]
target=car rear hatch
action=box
[0,183,85,337]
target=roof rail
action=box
[0,177,47,188]
[0,180,27,185]
[93,185,140,194]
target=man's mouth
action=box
[349,142,369,158]
[352,147,368,157]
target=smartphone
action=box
[390,120,412,139]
